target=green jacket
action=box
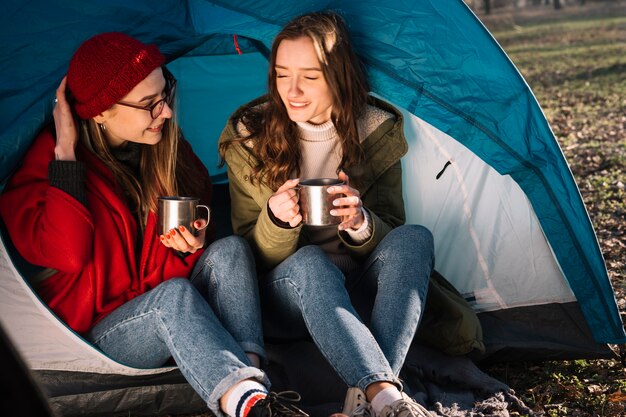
[219,96,407,271]
[219,95,485,356]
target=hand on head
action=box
[159,219,207,254]
[52,76,78,161]
[328,171,364,231]
[66,32,168,149]
[269,178,302,227]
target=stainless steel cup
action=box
[157,196,210,235]
[298,178,343,226]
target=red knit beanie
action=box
[67,32,165,119]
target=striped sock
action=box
[225,380,268,417]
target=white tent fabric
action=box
[400,106,576,312]
[0,231,175,376]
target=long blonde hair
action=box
[220,12,370,190]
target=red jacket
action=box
[0,129,212,334]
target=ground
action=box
[479,2,626,416]
[172,3,626,417]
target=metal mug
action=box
[157,196,210,235]
[298,178,344,226]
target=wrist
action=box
[348,209,365,231]
[344,208,372,244]
[54,145,76,161]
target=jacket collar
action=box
[220,95,408,195]
[346,96,408,195]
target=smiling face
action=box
[275,36,334,125]
[94,67,172,148]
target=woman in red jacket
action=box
[0,32,306,417]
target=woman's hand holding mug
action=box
[160,218,207,254]
[328,171,364,231]
[157,197,210,254]
[268,178,302,227]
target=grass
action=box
[479,3,626,416]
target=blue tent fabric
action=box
[1,1,624,415]
[1,0,623,344]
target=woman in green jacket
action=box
[219,12,433,417]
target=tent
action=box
[1,0,624,416]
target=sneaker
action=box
[341,387,371,417]
[378,393,431,417]
[248,391,309,417]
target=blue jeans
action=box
[86,236,269,416]
[261,225,433,392]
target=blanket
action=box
[265,340,543,417]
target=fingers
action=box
[268,178,302,226]
[276,178,300,193]
[337,212,364,231]
[332,195,361,207]
[330,195,362,221]
[331,203,364,231]
[159,231,175,249]
[269,190,299,216]
[328,177,365,230]
[270,178,300,208]
[271,187,298,206]
[53,76,78,161]
[270,194,301,225]
[193,218,208,231]
[327,180,359,199]
[338,170,350,185]
[55,77,68,106]
[54,77,72,117]
[53,78,69,119]
[330,204,362,218]
[159,225,205,254]
[288,213,303,228]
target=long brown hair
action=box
[219,11,370,190]
[77,67,201,227]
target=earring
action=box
[99,123,106,131]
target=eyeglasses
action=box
[116,67,177,119]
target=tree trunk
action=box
[554,0,562,9]
[484,0,491,14]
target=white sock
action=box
[224,380,268,417]
[371,387,403,416]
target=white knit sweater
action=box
[295,105,394,272]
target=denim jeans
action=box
[86,236,269,416]
[261,225,433,392]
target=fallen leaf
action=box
[608,389,626,403]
